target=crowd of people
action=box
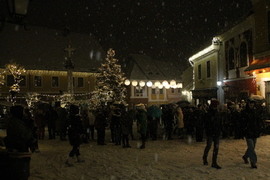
[0,97,267,179]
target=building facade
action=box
[189,0,270,110]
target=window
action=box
[34,76,42,87]
[228,47,235,70]
[20,75,26,86]
[239,42,248,67]
[152,88,156,94]
[177,88,181,93]
[134,86,143,96]
[78,77,84,87]
[6,75,14,86]
[206,61,211,78]
[6,75,26,86]
[52,76,59,87]
[171,88,175,93]
[159,88,163,94]
[198,64,202,79]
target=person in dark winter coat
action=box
[121,107,132,148]
[194,104,206,142]
[45,106,58,139]
[241,98,265,169]
[111,107,122,145]
[94,108,107,145]
[34,109,46,140]
[163,105,174,140]
[56,107,68,141]
[23,108,39,153]
[5,105,34,152]
[4,105,34,180]
[65,105,85,166]
[136,104,147,149]
[202,99,222,169]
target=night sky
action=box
[25,0,252,70]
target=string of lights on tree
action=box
[91,48,127,108]
[5,61,26,105]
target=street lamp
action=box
[222,84,229,92]
[0,0,30,32]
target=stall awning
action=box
[245,58,270,73]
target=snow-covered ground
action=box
[1,128,270,180]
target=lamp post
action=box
[0,0,30,32]
[222,84,230,102]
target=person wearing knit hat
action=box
[203,98,222,169]
[240,97,264,169]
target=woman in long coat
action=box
[136,104,147,149]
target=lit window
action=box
[134,86,143,96]
[152,88,156,95]
[34,76,42,87]
[52,76,59,87]
[78,77,84,87]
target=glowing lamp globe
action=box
[139,81,145,87]
[124,79,130,86]
[154,81,161,87]
[131,80,138,86]
[162,81,169,86]
[146,81,153,87]
[170,80,176,86]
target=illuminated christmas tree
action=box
[92,48,127,108]
[5,60,26,105]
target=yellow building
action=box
[0,23,106,106]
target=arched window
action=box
[239,42,248,67]
[228,47,235,70]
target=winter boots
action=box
[65,157,73,167]
[140,141,145,149]
[65,156,84,166]
[76,155,85,163]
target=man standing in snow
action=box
[66,105,85,166]
[202,99,222,169]
[241,98,264,169]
